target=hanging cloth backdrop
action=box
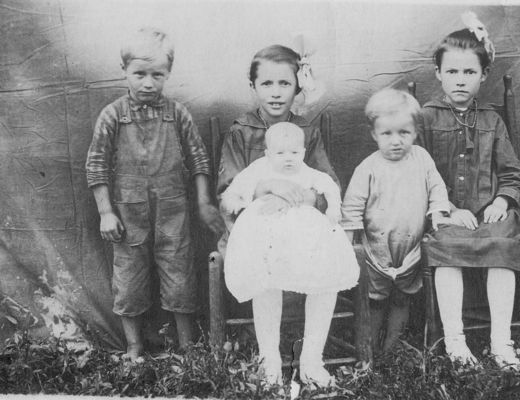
[0,0,519,349]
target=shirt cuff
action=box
[189,159,211,177]
[426,207,450,217]
[86,174,109,189]
[190,169,211,178]
[496,189,520,207]
[340,221,364,230]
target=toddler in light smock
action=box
[342,89,451,355]
[222,122,359,386]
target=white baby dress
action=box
[223,157,359,302]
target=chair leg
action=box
[354,245,373,365]
[209,251,225,347]
[422,263,441,348]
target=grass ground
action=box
[2,324,520,399]
[2,289,520,399]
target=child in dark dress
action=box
[418,12,520,368]
[217,45,341,386]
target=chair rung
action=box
[464,321,520,331]
[327,334,356,354]
[226,311,354,326]
[282,357,357,368]
[336,295,354,309]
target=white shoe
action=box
[300,362,336,387]
[491,340,520,370]
[444,335,478,365]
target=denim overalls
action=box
[111,98,195,316]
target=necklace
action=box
[257,108,292,128]
[444,97,478,129]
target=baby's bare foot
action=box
[122,344,144,363]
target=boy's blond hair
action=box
[265,122,305,149]
[120,27,175,71]
[365,88,421,128]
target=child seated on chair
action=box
[217,44,339,258]
[85,28,224,362]
[221,122,360,387]
[341,88,451,355]
[418,12,520,368]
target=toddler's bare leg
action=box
[121,315,144,362]
[382,291,410,352]
[253,289,283,385]
[300,292,337,387]
[369,299,386,355]
[435,266,476,364]
[174,312,194,350]
[488,267,518,367]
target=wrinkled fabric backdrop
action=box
[0,0,519,350]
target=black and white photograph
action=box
[2,0,520,398]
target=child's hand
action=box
[262,179,306,207]
[198,202,225,235]
[325,207,341,225]
[430,211,450,231]
[450,208,478,230]
[100,211,125,242]
[221,193,246,215]
[302,188,318,206]
[483,196,508,224]
[258,194,290,215]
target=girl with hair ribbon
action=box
[418,12,520,369]
[217,44,359,387]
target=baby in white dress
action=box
[222,122,359,386]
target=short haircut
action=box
[120,27,175,71]
[365,88,421,128]
[265,122,305,149]
[433,28,491,70]
[249,45,302,94]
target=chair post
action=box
[209,251,225,346]
[353,231,372,365]
[421,249,441,347]
[320,112,332,157]
[209,117,221,195]
[503,75,520,157]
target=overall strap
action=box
[114,97,133,124]
[164,99,186,160]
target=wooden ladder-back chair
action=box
[412,75,520,346]
[207,112,371,367]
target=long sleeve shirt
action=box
[86,94,210,188]
[341,145,450,276]
[416,98,520,214]
[216,110,338,198]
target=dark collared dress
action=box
[418,98,520,269]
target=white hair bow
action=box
[293,34,324,105]
[461,11,495,62]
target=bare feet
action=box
[491,340,520,370]
[444,335,478,366]
[258,358,283,386]
[121,316,144,363]
[122,343,144,363]
[300,363,335,387]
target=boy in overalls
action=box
[86,28,224,361]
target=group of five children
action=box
[85,11,520,387]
